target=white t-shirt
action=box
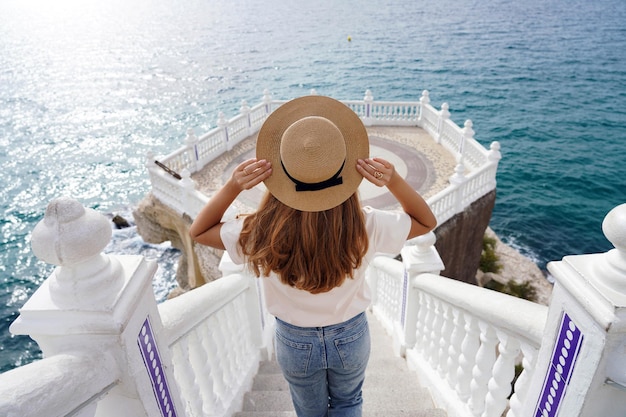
[220,206,411,327]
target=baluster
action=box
[421,295,436,362]
[200,318,226,413]
[171,337,205,417]
[189,329,220,416]
[469,322,498,416]
[438,303,454,377]
[482,333,521,417]
[233,304,247,385]
[506,342,537,417]
[232,297,252,383]
[428,298,444,368]
[446,307,464,389]
[215,308,236,397]
[456,314,480,401]
[413,292,429,353]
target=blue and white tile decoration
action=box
[138,317,178,417]
[534,312,584,417]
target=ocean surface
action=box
[1,0,625,372]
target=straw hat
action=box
[257,95,369,212]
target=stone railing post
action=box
[449,162,468,216]
[180,168,195,214]
[487,141,502,189]
[363,89,374,126]
[217,111,230,151]
[262,89,272,115]
[418,90,430,123]
[240,100,252,136]
[399,232,445,354]
[436,102,450,144]
[9,197,185,417]
[184,128,199,172]
[522,203,626,417]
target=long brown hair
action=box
[239,192,369,294]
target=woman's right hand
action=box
[232,158,272,191]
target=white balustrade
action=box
[367,246,548,417]
[1,197,272,417]
[2,197,186,417]
[145,89,499,228]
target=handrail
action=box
[0,353,119,417]
[411,273,546,345]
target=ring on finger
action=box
[374,170,384,179]
[243,167,249,175]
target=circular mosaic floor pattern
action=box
[223,135,435,211]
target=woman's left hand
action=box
[356,157,394,187]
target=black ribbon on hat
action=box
[281,160,345,192]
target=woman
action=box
[189,95,436,417]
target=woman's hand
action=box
[190,158,271,248]
[356,157,437,239]
[231,158,272,191]
[356,157,394,187]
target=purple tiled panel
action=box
[534,312,584,417]
[138,317,178,417]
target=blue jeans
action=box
[274,312,371,417]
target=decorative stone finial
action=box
[488,141,502,162]
[409,231,437,252]
[440,102,450,119]
[185,128,197,145]
[262,89,272,103]
[217,111,227,127]
[31,197,112,267]
[603,203,626,253]
[364,89,373,102]
[596,203,626,295]
[31,197,124,308]
[450,163,466,185]
[463,120,475,140]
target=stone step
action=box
[233,312,448,417]
[238,388,442,414]
[235,411,446,417]
[235,409,447,417]
[252,363,424,392]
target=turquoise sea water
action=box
[1,0,625,372]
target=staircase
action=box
[234,313,447,417]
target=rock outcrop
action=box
[477,227,553,305]
[434,190,497,285]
